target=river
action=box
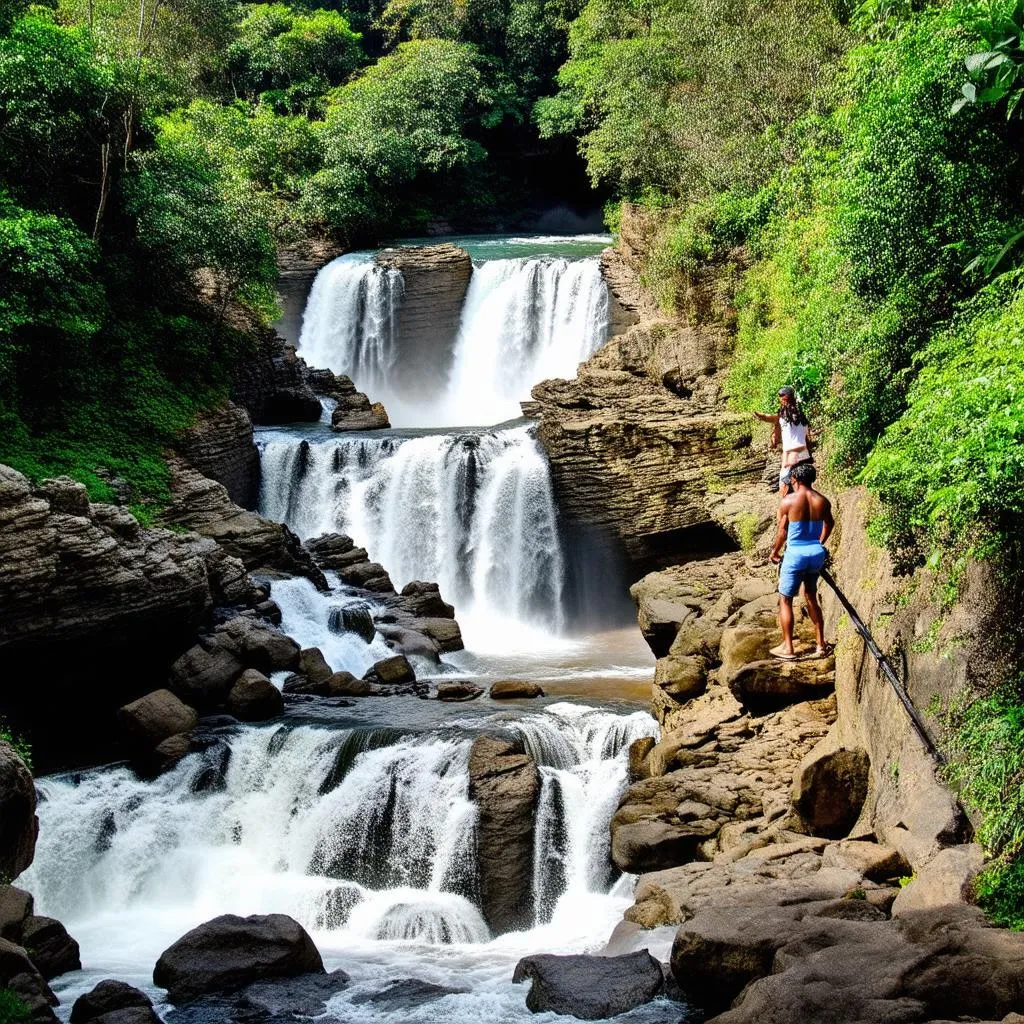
[21,234,682,1023]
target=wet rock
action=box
[169,643,245,711]
[146,734,191,775]
[398,581,456,619]
[628,737,656,782]
[153,913,324,1004]
[326,671,372,697]
[226,670,284,722]
[189,740,232,794]
[0,741,38,880]
[331,401,390,432]
[436,682,484,702]
[239,969,350,1016]
[71,980,155,1023]
[364,655,415,686]
[213,616,300,674]
[303,534,360,570]
[0,936,59,1023]
[792,744,870,838]
[489,680,545,700]
[468,735,541,934]
[351,978,469,1011]
[298,648,333,686]
[338,559,395,593]
[117,690,198,751]
[512,951,664,1019]
[20,916,80,980]
[0,887,33,942]
[282,674,325,696]
[329,604,375,644]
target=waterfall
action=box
[297,255,404,400]
[296,253,609,428]
[258,425,566,633]
[21,705,657,955]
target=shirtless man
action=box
[768,462,834,660]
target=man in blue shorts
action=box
[768,462,834,660]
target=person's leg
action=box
[772,594,796,658]
[803,582,826,652]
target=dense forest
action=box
[2,0,1024,923]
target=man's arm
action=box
[819,499,835,546]
[770,500,790,563]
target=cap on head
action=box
[790,462,817,486]
[778,385,796,400]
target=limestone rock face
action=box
[153,913,324,1004]
[374,244,472,399]
[161,458,327,589]
[0,741,37,881]
[512,951,664,1019]
[177,401,261,509]
[468,735,541,935]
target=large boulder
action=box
[71,980,155,1023]
[364,655,415,686]
[0,887,33,942]
[792,744,870,838]
[468,736,540,934]
[214,617,300,674]
[169,643,245,711]
[117,690,198,751]
[0,937,58,1024]
[19,916,81,980]
[0,740,37,881]
[436,682,484,702]
[226,670,284,722]
[512,952,664,1019]
[298,648,333,686]
[489,681,545,700]
[153,913,324,1004]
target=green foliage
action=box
[536,0,848,198]
[227,4,363,113]
[0,719,32,771]
[941,683,1024,926]
[862,276,1024,558]
[954,0,1024,119]
[0,988,32,1024]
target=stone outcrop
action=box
[153,913,324,1003]
[304,369,390,432]
[0,467,268,770]
[374,244,472,400]
[177,401,261,509]
[274,238,345,346]
[161,457,327,589]
[304,536,464,659]
[512,951,665,1019]
[231,329,322,426]
[0,742,37,881]
[468,735,541,935]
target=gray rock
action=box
[0,936,59,1023]
[71,980,154,1023]
[891,844,985,917]
[214,617,300,674]
[792,746,870,838]
[489,680,545,700]
[351,978,469,1011]
[325,672,372,697]
[239,968,349,1016]
[153,913,324,1003]
[226,670,284,722]
[169,644,245,711]
[436,682,484,702]
[365,655,415,686]
[147,734,191,776]
[512,951,664,1019]
[20,915,80,980]
[0,886,33,942]
[117,690,198,751]
[469,735,540,934]
[298,648,333,686]
[0,740,37,881]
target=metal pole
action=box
[819,567,944,765]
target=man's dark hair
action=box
[791,462,817,486]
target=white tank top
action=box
[780,419,808,451]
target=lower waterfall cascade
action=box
[24,235,666,1024]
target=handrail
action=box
[819,567,944,765]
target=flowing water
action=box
[25,236,668,1022]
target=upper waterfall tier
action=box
[296,242,611,428]
[259,424,566,636]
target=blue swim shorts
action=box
[779,551,826,598]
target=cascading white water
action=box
[298,256,404,400]
[23,706,656,971]
[259,425,566,635]
[296,252,608,428]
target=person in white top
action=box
[753,385,815,496]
